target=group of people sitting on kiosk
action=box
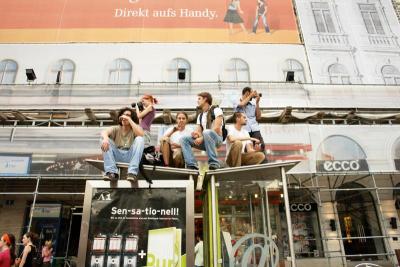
[100,88,266,181]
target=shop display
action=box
[280,207,322,258]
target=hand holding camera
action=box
[131,101,144,111]
[252,90,262,99]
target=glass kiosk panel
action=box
[218,180,280,266]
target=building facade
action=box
[295,0,400,85]
[0,0,400,266]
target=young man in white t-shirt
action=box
[159,112,191,168]
[226,112,265,167]
[180,92,224,170]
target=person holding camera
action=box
[133,94,158,148]
[101,107,144,181]
[159,112,191,168]
[235,87,266,155]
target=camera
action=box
[252,93,262,99]
[131,102,144,111]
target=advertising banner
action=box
[0,0,300,43]
[86,187,187,267]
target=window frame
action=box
[50,59,75,84]
[328,63,351,85]
[359,3,385,35]
[311,2,336,33]
[381,65,400,85]
[108,58,132,85]
[283,59,306,83]
[166,58,191,83]
[0,59,18,84]
[224,58,250,83]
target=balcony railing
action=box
[367,34,399,47]
[311,33,350,47]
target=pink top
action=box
[41,246,52,263]
[0,249,11,267]
[140,108,155,131]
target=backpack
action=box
[139,146,164,186]
[142,146,164,167]
[199,106,228,141]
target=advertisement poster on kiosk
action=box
[86,187,186,267]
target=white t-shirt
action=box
[226,125,251,155]
[164,126,192,150]
[196,107,224,131]
[194,240,204,266]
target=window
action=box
[166,58,191,82]
[381,65,400,85]
[359,4,385,34]
[328,63,350,84]
[0,59,18,84]
[283,59,306,83]
[223,58,250,82]
[311,2,336,33]
[50,59,75,84]
[108,58,132,84]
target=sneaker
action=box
[103,172,118,181]
[209,165,220,170]
[126,173,138,182]
[187,165,199,170]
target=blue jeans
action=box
[102,137,144,175]
[180,130,223,168]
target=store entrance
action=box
[337,182,386,261]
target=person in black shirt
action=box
[17,232,38,267]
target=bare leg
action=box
[160,137,172,166]
[229,23,233,34]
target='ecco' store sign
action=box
[279,203,318,212]
[316,159,369,172]
[290,203,317,212]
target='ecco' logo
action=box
[323,160,360,171]
[290,203,312,212]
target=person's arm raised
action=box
[128,117,144,137]
[136,105,153,119]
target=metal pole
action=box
[265,186,273,267]
[249,193,256,263]
[261,189,267,236]
[28,176,41,232]
[265,187,272,238]
[281,167,296,267]
[371,174,396,266]
[64,208,74,267]
[210,175,218,267]
[315,175,333,267]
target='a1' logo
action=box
[97,191,111,201]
